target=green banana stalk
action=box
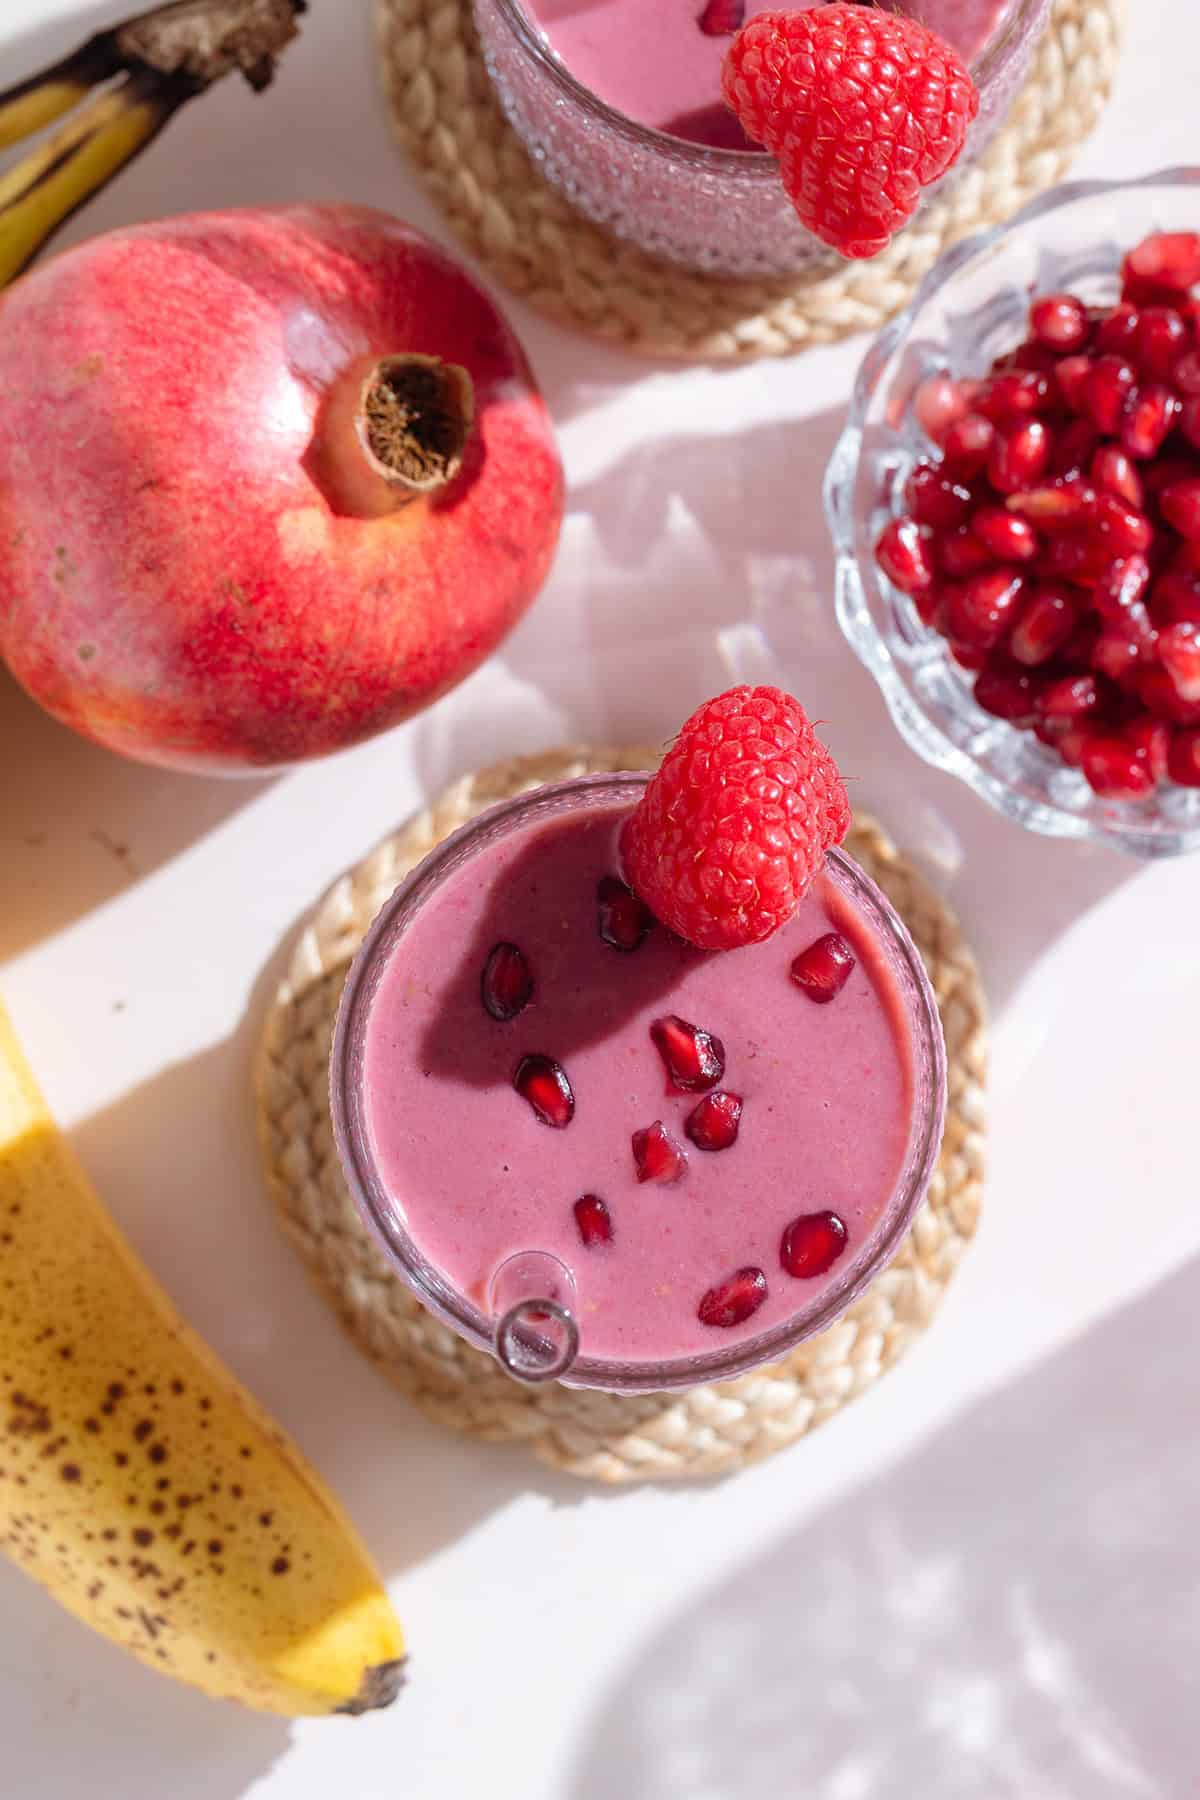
[0,0,305,288]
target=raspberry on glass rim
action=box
[473,0,1049,275]
[330,688,947,1391]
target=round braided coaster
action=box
[255,748,987,1482]
[374,0,1122,361]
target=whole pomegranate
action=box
[0,204,564,772]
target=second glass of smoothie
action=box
[473,0,1052,273]
[331,773,946,1392]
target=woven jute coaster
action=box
[255,748,987,1483]
[374,0,1122,360]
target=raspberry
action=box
[722,6,979,259]
[620,686,849,951]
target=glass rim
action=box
[825,164,1200,857]
[329,772,948,1393]
[483,0,1038,173]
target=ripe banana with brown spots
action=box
[0,998,404,1715]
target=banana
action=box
[0,1,305,287]
[0,999,405,1715]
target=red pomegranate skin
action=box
[0,204,564,772]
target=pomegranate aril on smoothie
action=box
[872,229,1200,799]
[596,875,653,951]
[780,1210,848,1280]
[790,931,856,1003]
[697,1267,768,1330]
[684,1091,743,1152]
[573,1195,613,1247]
[481,941,534,1021]
[513,1054,574,1128]
[632,1121,688,1185]
[650,1015,726,1092]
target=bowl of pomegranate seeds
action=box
[826,169,1200,854]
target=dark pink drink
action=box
[356,794,924,1365]
[524,0,1016,147]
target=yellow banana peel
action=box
[0,998,404,1715]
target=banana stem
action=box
[0,73,191,289]
[0,0,305,287]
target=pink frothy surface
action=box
[361,803,917,1364]
[524,0,1012,145]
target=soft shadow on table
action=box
[0,669,273,963]
[410,404,1141,1019]
[568,1255,1200,1800]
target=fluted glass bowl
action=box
[826,169,1200,858]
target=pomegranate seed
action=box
[790,931,856,1003]
[696,0,744,32]
[1029,293,1089,352]
[1138,665,1200,725]
[597,874,652,951]
[1041,532,1119,587]
[1039,673,1102,719]
[481,941,534,1021]
[573,1194,613,1246]
[1055,355,1094,413]
[1123,716,1170,782]
[913,585,947,629]
[1033,714,1070,747]
[1081,736,1156,800]
[779,1210,849,1280]
[973,666,1038,725]
[875,517,934,594]
[1159,622,1200,700]
[1006,479,1095,531]
[1134,307,1189,379]
[914,372,974,446]
[905,463,972,528]
[935,525,994,579]
[697,1266,767,1329]
[1121,232,1200,304]
[1172,348,1200,395]
[1086,357,1137,433]
[1051,420,1101,481]
[1091,492,1154,556]
[1179,396,1200,450]
[1121,385,1180,460]
[974,370,1051,424]
[941,413,995,479]
[988,419,1051,494]
[632,1120,687,1184]
[1090,445,1144,509]
[1093,621,1158,687]
[1009,585,1076,665]
[1001,340,1061,375]
[1160,478,1200,540]
[1151,567,1200,626]
[948,640,989,671]
[684,1090,743,1152]
[513,1055,574,1127]
[945,568,1026,649]
[1056,723,1094,769]
[1167,728,1200,784]
[970,505,1038,562]
[1094,304,1141,356]
[650,1015,725,1091]
[1060,616,1101,670]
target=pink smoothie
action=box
[525,0,1013,146]
[360,802,916,1364]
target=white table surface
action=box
[2,3,1198,1796]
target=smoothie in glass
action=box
[333,775,946,1387]
[524,0,1018,147]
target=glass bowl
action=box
[329,774,947,1394]
[826,168,1200,858]
[472,0,1052,276]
